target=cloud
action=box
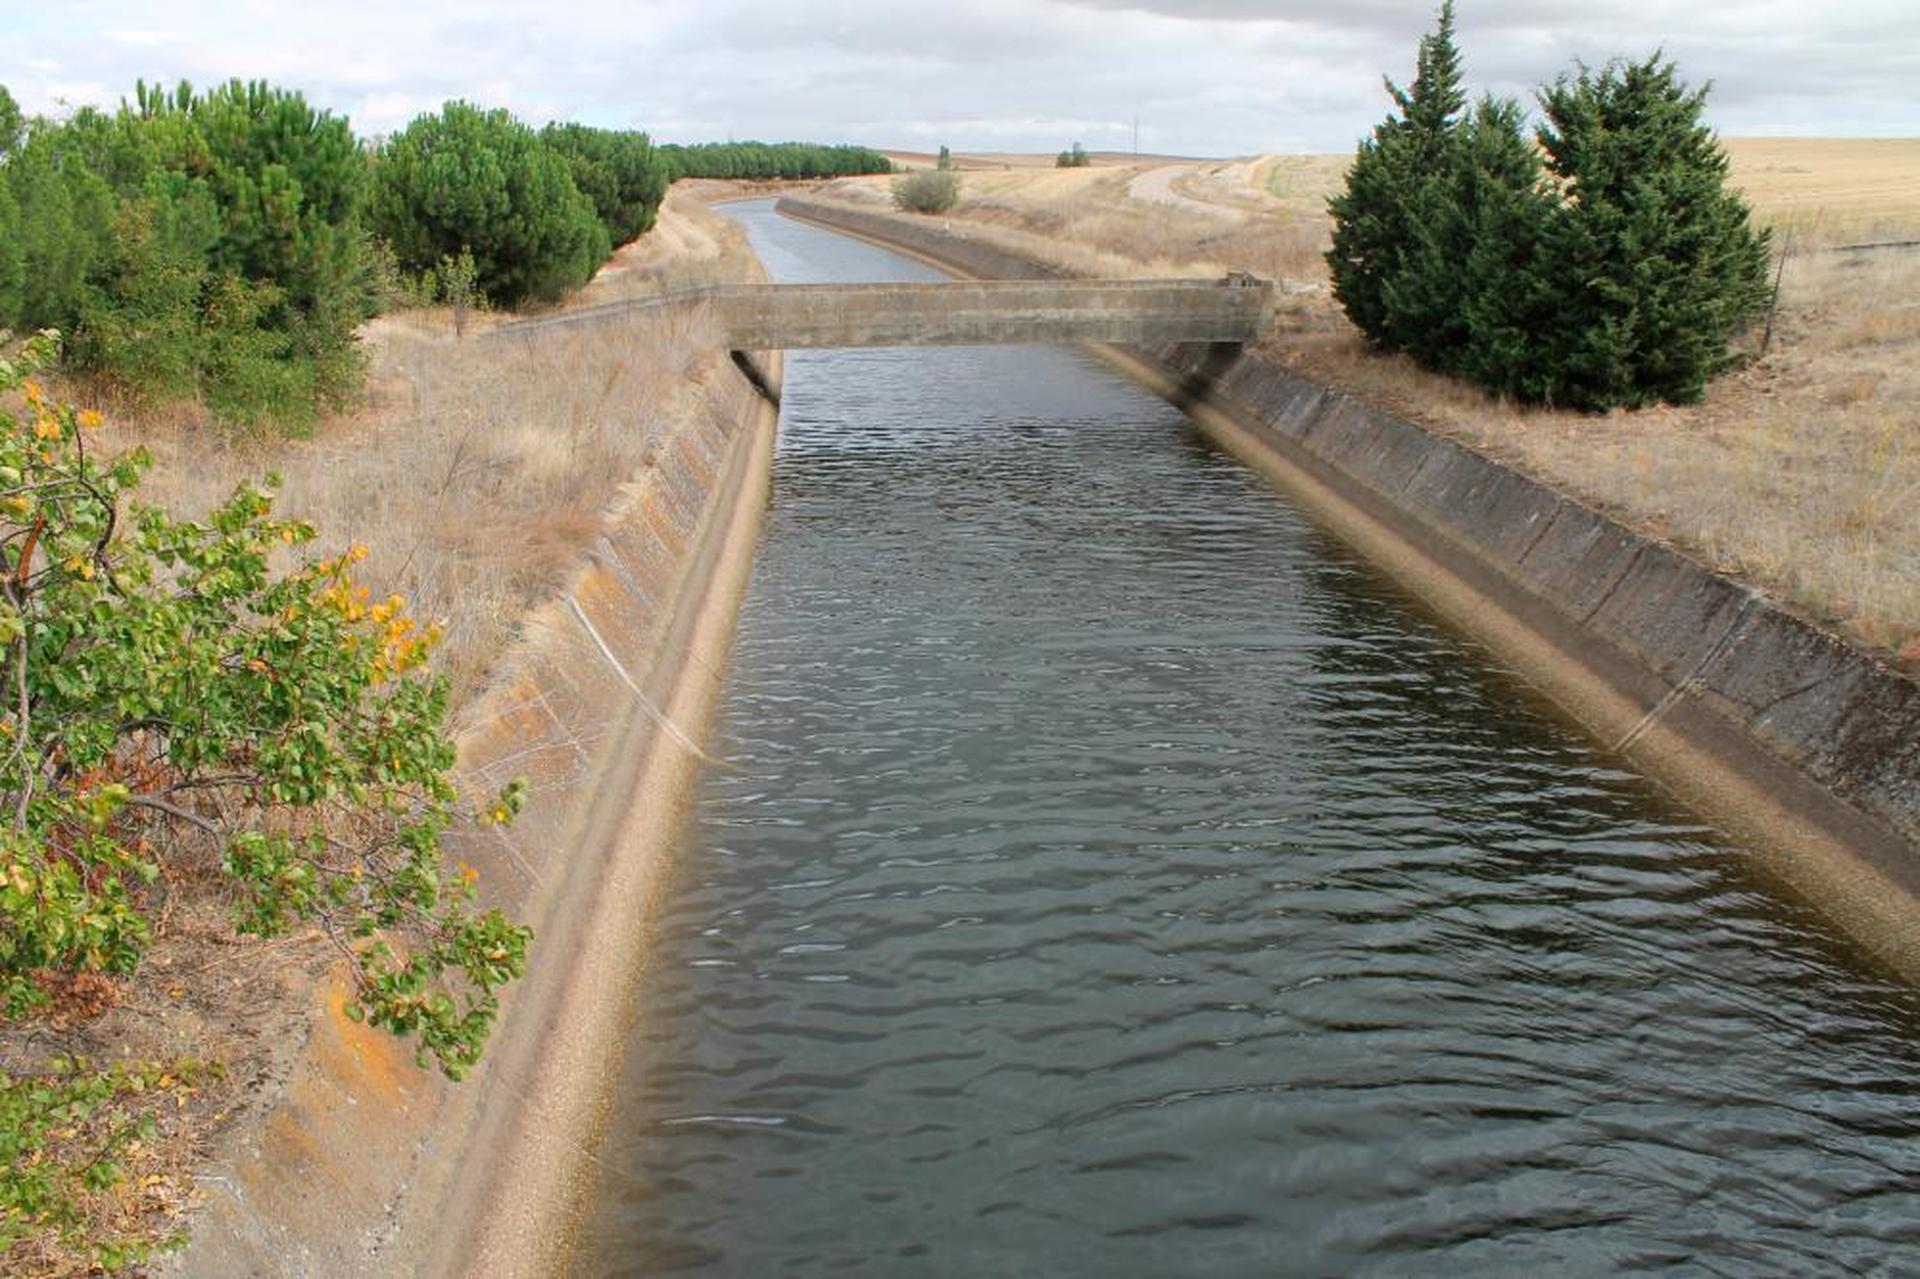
[0,0,1910,154]
[101,29,182,47]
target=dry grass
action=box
[827,162,1329,284]
[1725,138,1920,246]
[818,141,1920,663]
[99,190,764,707]
[884,149,1208,171]
[1265,248,1920,657]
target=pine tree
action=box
[1391,1,1466,150]
[1326,1,1466,353]
[371,102,610,308]
[1533,56,1771,407]
[0,180,22,328]
[1454,95,1561,399]
[0,85,21,158]
[4,128,116,332]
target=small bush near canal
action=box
[893,169,962,214]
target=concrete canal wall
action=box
[775,195,1920,981]
[167,348,782,1278]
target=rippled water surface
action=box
[571,201,1920,1277]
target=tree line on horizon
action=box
[660,140,892,181]
[0,80,891,429]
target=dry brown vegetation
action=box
[100,190,763,707]
[817,139,1920,663]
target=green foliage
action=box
[541,122,670,245]
[658,141,892,181]
[1384,93,1553,377]
[0,333,530,1264]
[435,250,482,336]
[1530,56,1772,408]
[69,181,225,407]
[371,102,610,308]
[0,1056,212,1265]
[0,85,21,157]
[0,176,21,326]
[1454,97,1563,400]
[1,124,116,334]
[0,80,372,428]
[936,145,952,171]
[0,333,528,1072]
[1326,1,1464,357]
[1055,141,1090,168]
[891,169,960,214]
[0,77,896,421]
[1325,10,1770,409]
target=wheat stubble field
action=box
[826,137,1920,663]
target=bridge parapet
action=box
[491,277,1272,349]
[713,279,1271,348]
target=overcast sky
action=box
[3,1,1915,155]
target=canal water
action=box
[570,201,1920,1276]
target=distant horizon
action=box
[876,137,1920,164]
[5,1,1915,157]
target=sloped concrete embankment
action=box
[169,347,781,1277]
[776,195,1920,978]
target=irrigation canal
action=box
[569,200,1920,1276]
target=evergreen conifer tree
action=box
[1533,56,1771,407]
[0,167,20,328]
[1326,1,1465,353]
[0,87,18,328]
[1453,95,1561,398]
[0,85,20,158]
[371,102,610,308]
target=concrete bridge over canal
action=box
[495,276,1275,349]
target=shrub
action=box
[541,123,670,246]
[1530,56,1772,408]
[371,102,609,308]
[1325,9,1770,409]
[0,332,529,1071]
[936,145,952,171]
[1,1057,216,1266]
[1056,141,1090,168]
[69,182,225,408]
[892,169,960,214]
[0,79,374,428]
[0,330,531,1262]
